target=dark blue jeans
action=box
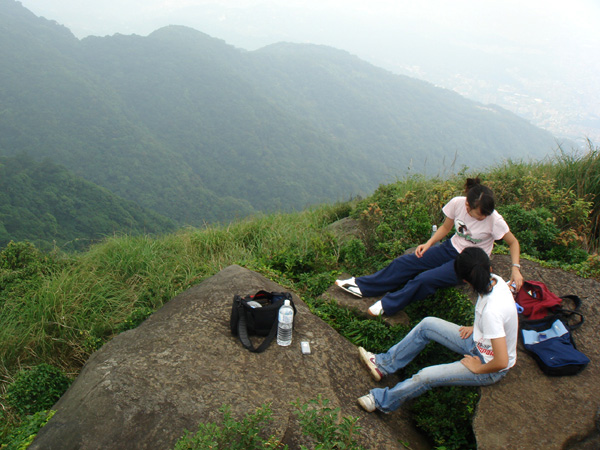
[355,240,460,315]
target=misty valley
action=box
[1,0,557,251]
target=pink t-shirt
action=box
[442,196,509,255]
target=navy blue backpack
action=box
[519,295,589,376]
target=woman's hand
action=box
[462,337,509,374]
[416,217,454,258]
[510,267,524,291]
[415,243,431,258]
[459,326,473,339]
[461,355,483,373]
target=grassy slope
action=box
[1,155,599,449]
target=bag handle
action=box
[236,299,279,353]
[520,310,584,333]
[559,294,582,311]
[553,308,584,331]
[556,295,584,331]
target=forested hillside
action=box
[0,0,558,228]
[0,156,175,251]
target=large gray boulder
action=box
[30,265,430,450]
[473,255,600,450]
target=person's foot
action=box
[335,277,362,297]
[357,393,377,412]
[359,346,383,381]
[368,300,383,316]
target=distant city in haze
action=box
[18,0,600,146]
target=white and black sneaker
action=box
[335,277,363,297]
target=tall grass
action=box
[0,207,347,379]
[542,139,600,252]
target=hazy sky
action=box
[17,0,600,142]
[19,1,600,48]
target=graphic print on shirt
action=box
[476,339,494,357]
[455,219,483,244]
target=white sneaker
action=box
[358,393,377,412]
[335,277,363,298]
[368,300,383,316]
[359,346,383,381]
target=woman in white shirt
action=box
[357,246,519,413]
[336,178,523,316]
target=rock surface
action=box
[326,273,410,327]
[30,265,430,450]
[474,255,600,450]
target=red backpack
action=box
[516,280,563,320]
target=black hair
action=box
[454,247,492,295]
[464,177,495,216]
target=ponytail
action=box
[464,177,481,193]
[454,247,492,295]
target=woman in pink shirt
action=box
[336,178,523,316]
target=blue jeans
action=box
[371,317,507,413]
[355,240,460,315]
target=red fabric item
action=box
[516,280,563,320]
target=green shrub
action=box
[405,287,474,328]
[116,306,155,333]
[173,404,285,450]
[265,234,337,281]
[358,189,432,263]
[486,163,592,252]
[173,397,366,450]
[0,241,62,299]
[339,239,367,272]
[0,241,46,273]
[296,271,338,297]
[293,396,365,450]
[0,409,56,450]
[497,204,588,264]
[5,364,71,415]
[410,387,478,450]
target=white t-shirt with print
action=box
[473,274,518,370]
[442,196,509,255]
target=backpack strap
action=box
[559,294,582,310]
[236,299,279,353]
[555,295,584,331]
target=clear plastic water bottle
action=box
[431,224,437,237]
[277,300,294,346]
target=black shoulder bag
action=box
[230,290,295,353]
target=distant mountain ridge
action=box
[0,0,558,227]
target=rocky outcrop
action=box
[327,254,600,449]
[30,254,600,450]
[474,255,600,450]
[30,265,430,450]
